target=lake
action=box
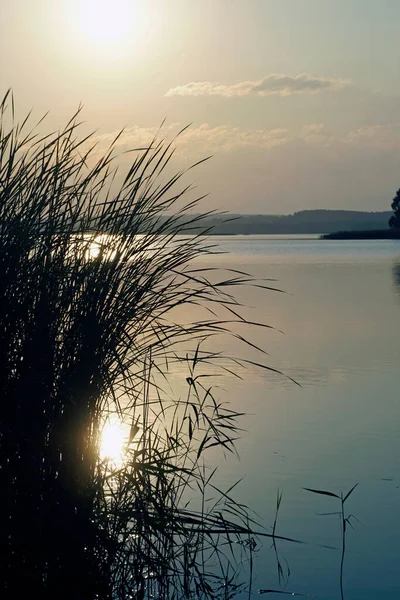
[182,235,400,599]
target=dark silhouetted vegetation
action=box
[389,188,400,229]
[177,210,392,235]
[0,90,300,599]
[304,485,358,600]
[321,229,400,240]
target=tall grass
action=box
[0,91,288,599]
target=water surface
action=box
[183,235,400,599]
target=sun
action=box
[100,416,126,464]
[62,1,153,63]
[69,0,146,58]
[79,0,133,45]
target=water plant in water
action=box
[304,484,359,600]
[0,90,291,599]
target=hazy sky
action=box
[1,0,399,213]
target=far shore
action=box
[321,229,400,240]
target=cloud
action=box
[298,122,400,150]
[81,121,400,213]
[93,125,156,149]
[88,123,293,159]
[165,73,348,98]
[87,121,400,167]
[300,123,337,146]
[347,124,400,149]
[175,124,292,152]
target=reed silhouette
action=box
[304,485,358,600]
[0,91,292,599]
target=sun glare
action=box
[80,0,132,44]
[100,416,126,464]
[70,0,146,57]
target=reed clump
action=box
[0,91,285,599]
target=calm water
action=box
[188,235,400,599]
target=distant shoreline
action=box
[321,229,400,240]
[178,210,393,235]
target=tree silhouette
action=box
[389,188,400,228]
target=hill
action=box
[187,210,392,235]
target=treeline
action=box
[183,210,392,235]
[322,229,400,240]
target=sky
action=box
[1,0,400,214]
